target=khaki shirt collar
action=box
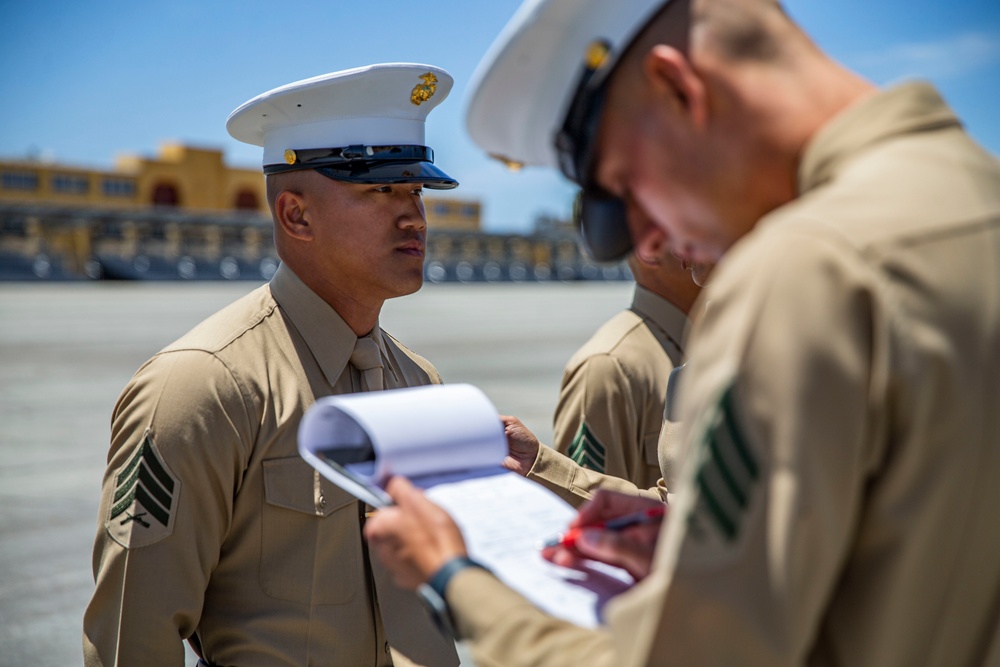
[631,284,691,351]
[269,263,388,387]
[799,81,960,194]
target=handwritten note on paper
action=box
[299,383,635,628]
[426,470,634,628]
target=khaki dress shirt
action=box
[552,285,687,489]
[447,82,1000,666]
[83,264,456,666]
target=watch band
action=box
[428,556,489,598]
[418,556,490,637]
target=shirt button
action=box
[384,641,390,654]
[319,495,327,508]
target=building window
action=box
[461,205,478,217]
[2,171,39,191]
[433,202,451,216]
[51,173,89,194]
[151,182,180,207]
[234,189,259,210]
[102,178,136,198]
[97,221,125,239]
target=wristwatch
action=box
[417,556,490,637]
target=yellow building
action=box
[0,142,481,230]
[0,144,632,283]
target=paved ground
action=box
[0,280,632,666]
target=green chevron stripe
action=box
[113,456,143,503]
[110,486,137,520]
[568,422,606,472]
[696,468,736,540]
[110,434,175,527]
[115,439,147,488]
[722,389,759,479]
[135,486,170,526]
[141,442,175,493]
[138,465,172,510]
[707,430,749,508]
[691,385,758,542]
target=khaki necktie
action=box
[351,335,459,666]
[350,336,385,392]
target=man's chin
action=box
[386,275,424,300]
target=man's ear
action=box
[633,226,670,266]
[634,242,665,266]
[274,189,312,241]
[643,45,708,128]
[626,206,671,268]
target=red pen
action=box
[539,504,667,550]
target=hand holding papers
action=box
[299,382,507,507]
[298,384,634,628]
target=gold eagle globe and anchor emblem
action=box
[410,73,438,106]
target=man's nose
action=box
[396,194,427,231]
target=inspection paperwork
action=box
[298,383,634,628]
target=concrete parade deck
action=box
[0,280,632,666]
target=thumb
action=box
[384,475,417,504]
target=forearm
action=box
[448,567,619,667]
[528,444,666,508]
[83,544,192,666]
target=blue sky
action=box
[1,0,997,233]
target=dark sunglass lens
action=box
[576,191,632,263]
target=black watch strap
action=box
[428,556,489,598]
[417,556,490,637]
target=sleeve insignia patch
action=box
[686,386,759,543]
[567,422,606,473]
[106,431,180,549]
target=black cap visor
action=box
[264,144,458,190]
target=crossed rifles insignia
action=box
[410,72,438,106]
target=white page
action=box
[424,470,634,628]
[299,384,505,489]
[298,383,635,627]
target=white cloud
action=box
[853,31,1000,81]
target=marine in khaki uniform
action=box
[363,1,1000,665]
[83,64,461,667]
[552,252,699,489]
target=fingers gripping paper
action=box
[298,383,634,628]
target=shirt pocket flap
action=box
[263,456,355,518]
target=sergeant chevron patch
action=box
[568,422,606,472]
[688,386,759,543]
[106,431,180,548]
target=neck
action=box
[322,294,382,337]
[285,259,383,336]
[640,279,700,315]
[705,51,876,215]
[739,50,875,157]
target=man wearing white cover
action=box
[364,0,1000,665]
[83,64,461,667]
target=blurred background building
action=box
[0,143,629,283]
